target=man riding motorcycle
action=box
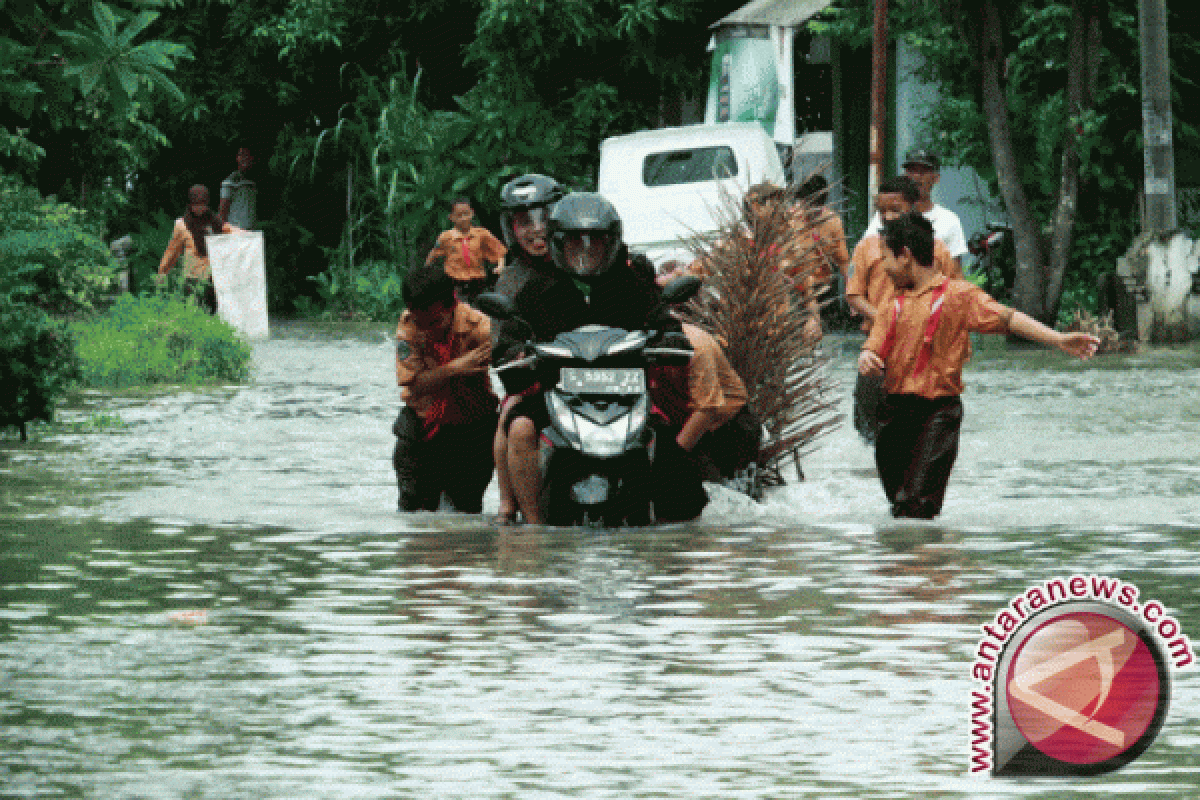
[502,192,701,524]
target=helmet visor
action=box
[559,231,617,278]
[512,207,550,231]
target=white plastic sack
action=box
[208,231,269,340]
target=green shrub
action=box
[124,208,177,296]
[0,299,82,440]
[0,174,119,312]
[71,294,253,387]
[300,254,408,321]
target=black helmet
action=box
[548,192,623,281]
[499,173,566,250]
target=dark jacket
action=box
[492,248,665,364]
[492,252,589,363]
[587,250,662,332]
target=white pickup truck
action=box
[597,122,787,270]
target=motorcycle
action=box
[477,277,701,526]
[967,224,1012,299]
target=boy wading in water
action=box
[858,213,1099,519]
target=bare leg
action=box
[508,416,543,524]
[493,401,518,520]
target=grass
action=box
[1,412,129,441]
[69,294,253,388]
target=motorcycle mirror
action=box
[661,274,702,305]
[474,291,515,320]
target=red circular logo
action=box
[1005,611,1162,765]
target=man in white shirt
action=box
[866,148,967,269]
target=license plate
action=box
[558,367,645,394]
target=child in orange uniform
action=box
[857,213,1098,519]
[426,198,506,306]
[649,322,761,521]
[393,261,499,512]
[790,174,851,288]
[847,176,962,443]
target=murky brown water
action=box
[3,322,1199,798]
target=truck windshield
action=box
[642,146,738,187]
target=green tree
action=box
[6,0,743,312]
[1,0,192,215]
[819,0,1200,324]
[295,0,743,308]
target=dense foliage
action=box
[5,0,746,314]
[816,0,1200,324]
[71,293,252,387]
[2,0,192,219]
[0,299,82,440]
[292,1,742,308]
[0,174,119,312]
[8,0,1195,326]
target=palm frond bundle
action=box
[681,181,843,484]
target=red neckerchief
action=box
[459,233,472,271]
[878,280,948,375]
[423,335,456,440]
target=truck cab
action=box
[597,123,787,270]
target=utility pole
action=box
[1140,0,1175,232]
[868,0,888,203]
[1117,0,1194,343]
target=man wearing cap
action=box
[867,149,967,269]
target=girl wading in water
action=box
[158,185,242,313]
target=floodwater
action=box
[3,321,1199,799]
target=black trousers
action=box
[693,406,762,482]
[874,394,963,520]
[650,427,709,523]
[392,406,499,513]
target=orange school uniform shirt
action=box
[431,226,507,282]
[395,303,496,425]
[787,206,851,288]
[846,234,962,316]
[158,218,238,281]
[863,276,1014,399]
[650,323,748,429]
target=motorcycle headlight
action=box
[574,413,626,457]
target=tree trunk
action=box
[1044,0,1090,325]
[346,160,354,272]
[979,0,1046,319]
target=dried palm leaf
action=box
[680,179,844,485]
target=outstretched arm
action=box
[1008,312,1100,360]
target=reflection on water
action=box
[2,326,1199,798]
